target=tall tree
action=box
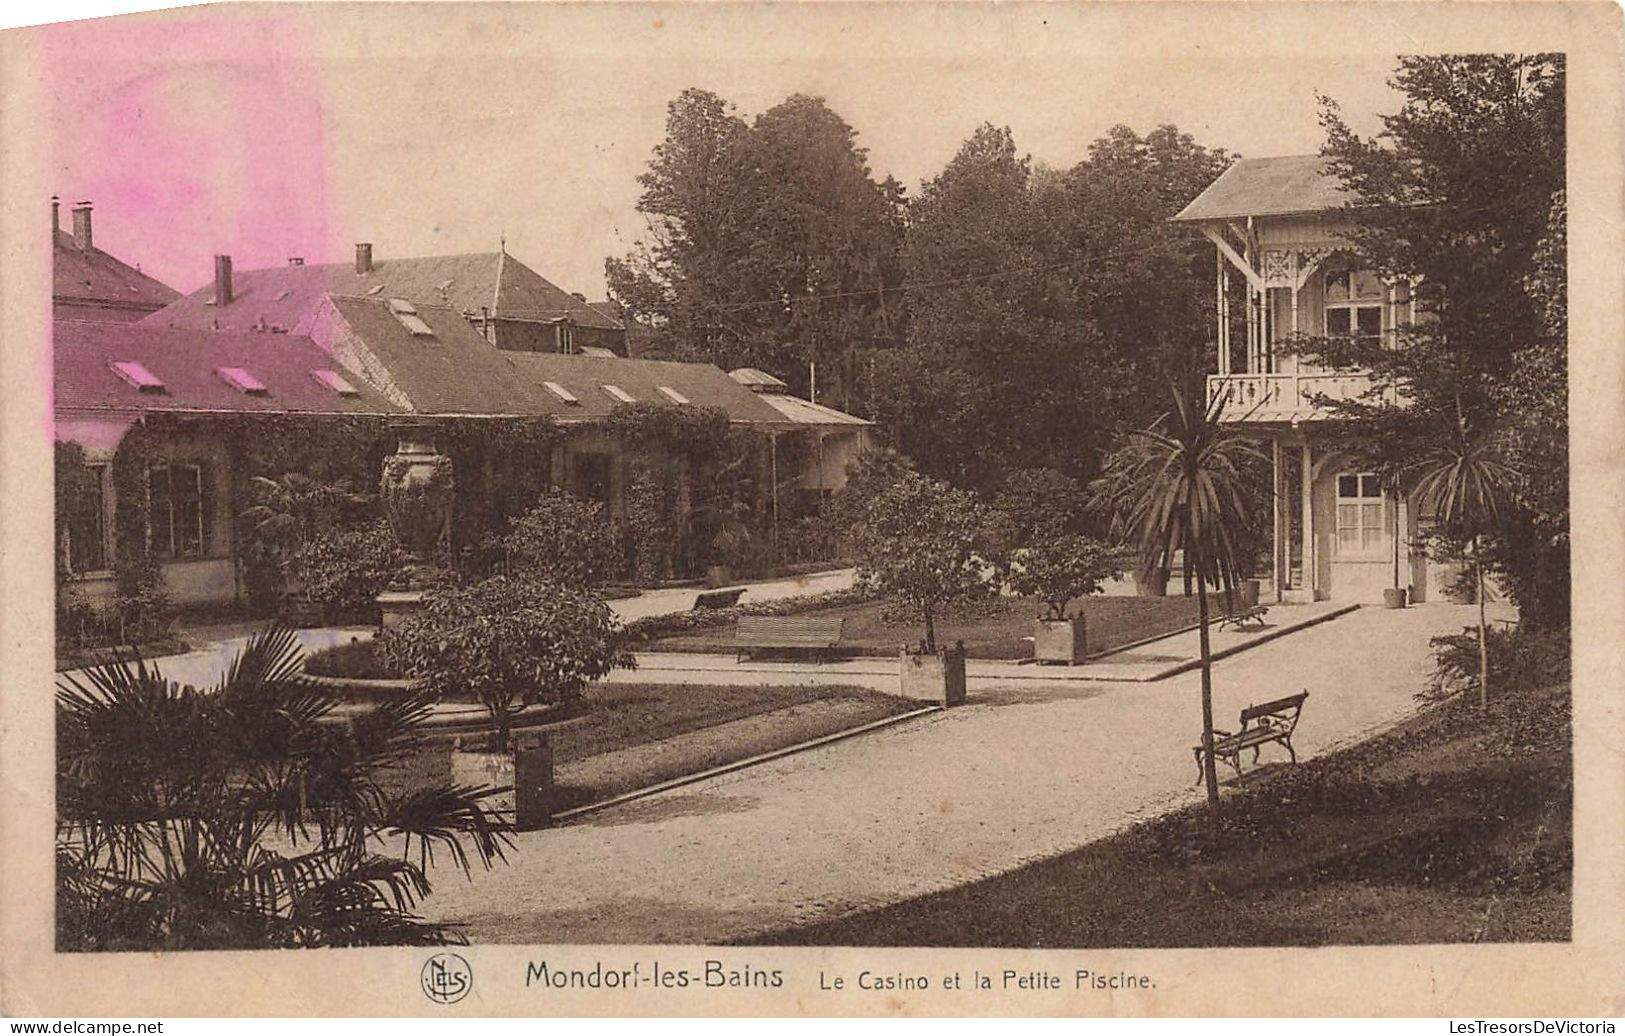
[607,90,905,406]
[1308,54,1567,627]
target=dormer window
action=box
[312,369,360,397]
[657,386,690,404]
[388,298,435,337]
[544,381,580,405]
[110,360,165,393]
[602,384,635,403]
[216,366,268,396]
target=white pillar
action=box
[1300,441,1314,598]
[1271,438,1282,600]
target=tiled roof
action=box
[319,295,790,424]
[144,250,623,333]
[501,351,791,424]
[319,296,545,415]
[1171,155,1353,222]
[53,230,180,315]
[54,319,401,416]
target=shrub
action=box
[850,471,1000,653]
[289,519,408,622]
[380,576,635,748]
[1428,624,1570,701]
[1007,534,1121,620]
[495,489,621,587]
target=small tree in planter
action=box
[1007,534,1120,664]
[851,472,997,703]
[494,489,621,588]
[380,575,636,751]
[288,518,409,625]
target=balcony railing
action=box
[1205,372,1399,422]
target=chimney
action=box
[214,254,234,307]
[51,196,60,236]
[355,242,373,274]
[71,201,93,251]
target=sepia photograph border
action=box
[2,0,1622,1018]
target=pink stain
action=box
[42,10,334,293]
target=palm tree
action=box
[1094,383,1264,812]
[56,625,511,950]
[1409,410,1514,709]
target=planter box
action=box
[376,589,426,629]
[1134,570,1168,597]
[704,565,734,589]
[899,645,967,706]
[1235,579,1261,609]
[1032,615,1086,665]
[1383,586,1409,609]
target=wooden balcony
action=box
[1205,372,1398,423]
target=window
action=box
[558,324,575,354]
[311,368,360,397]
[657,386,690,405]
[64,465,108,572]
[1336,472,1387,556]
[149,461,206,560]
[216,366,268,395]
[602,384,635,403]
[543,381,580,405]
[1324,269,1383,348]
[110,360,165,393]
[572,453,612,505]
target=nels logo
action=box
[421,952,473,1004]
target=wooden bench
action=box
[1193,691,1308,783]
[1217,605,1269,632]
[693,587,747,610]
[735,615,846,662]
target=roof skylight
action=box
[312,369,360,397]
[109,360,165,393]
[387,298,417,314]
[217,366,269,396]
[602,384,635,403]
[579,345,618,358]
[657,386,690,404]
[544,381,580,405]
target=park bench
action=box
[1193,690,1309,783]
[693,587,747,610]
[1217,605,1269,632]
[735,615,846,663]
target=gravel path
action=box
[418,602,1483,944]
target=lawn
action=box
[387,682,922,813]
[749,677,1571,947]
[654,593,1209,659]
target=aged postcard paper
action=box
[2,0,1622,1018]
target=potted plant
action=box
[1007,534,1120,664]
[380,575,636,813]
[849,471,997,705]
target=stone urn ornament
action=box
[377,422,454,628]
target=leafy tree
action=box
[1007,534,1121,621]
[874,122,1232,492]
[56,625,510,950]
[1092,385,1263,812]
[850,471,998,653]
[1307,54,1567,627]
[381,577,635,749]
[608,90,905,407]
[495,490,621,587]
